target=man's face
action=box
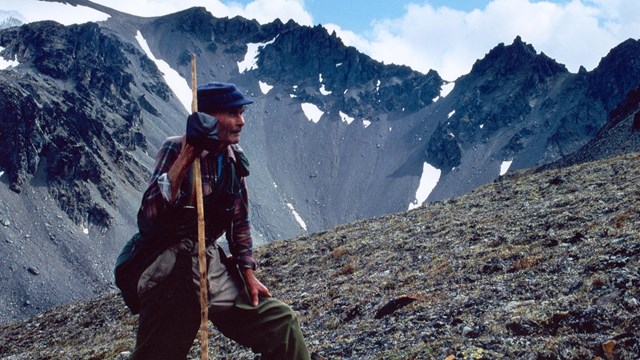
[212,106,245,146]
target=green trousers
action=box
[130,252,309,360]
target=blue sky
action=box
[228,0,571,34]
[288,1,499,33]
[229,0,498,34]
[3,0,639,80]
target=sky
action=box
[2,0,640,81]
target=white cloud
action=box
[91,0,237,19]
[242,0,312,26]
[441,82,455,97]
[4,0,109,24]
[330,0,640,80]
[3,0,309,27]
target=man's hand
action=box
[241,268,272,306]
[167,137,200,202]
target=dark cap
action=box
[197,82,253,113]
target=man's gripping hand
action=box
[241,268,272,306]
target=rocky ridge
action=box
[0,151,638,359]
[541,84,640,170]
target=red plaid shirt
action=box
[138,136,256,269]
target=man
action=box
[131,82,310,359]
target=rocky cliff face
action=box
[1,3,640,323]
[0,21,144,228]
[0,18,187,322]
[541,84,640,170]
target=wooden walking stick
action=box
[191,54,209,360]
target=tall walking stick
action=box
[191,54,209,360]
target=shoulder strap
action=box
[231,144,250,177]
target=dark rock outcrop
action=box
[0,21,147,229]
[541,84,640,170]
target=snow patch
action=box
[319,84,331,95]
[480,124,484,129]
[409,162,441,210]
[135,31,191,112]
[0,46,19,70]
[259,81,273,95]
[339,111,354,125]
[301,103,323,123]
[448,110,456,119]
[0,171,4,178]
[376,79,381,92]
[238,37,277,74]
[83,227,89,235]
[441,82,455,98]
[286,203,307,231]
[318,74,331,95]
[500,160,513,176]
[273,182,278,188]
[363,119,371,128]
[432,96,440,103]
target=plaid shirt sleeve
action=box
[137,137,187,232]
[230,174,256,270]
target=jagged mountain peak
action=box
[1,21,132,92]
[595,38,640,70]
[156,6,261,40]
[468,35,567,79]
[0,11,24,30]
[254,21,443,114]
[588,38,640,111]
